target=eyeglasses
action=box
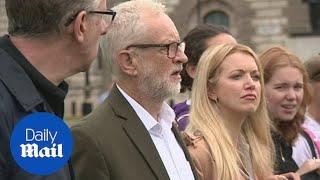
[126,42,185,59]
[89,10,116,26]
[64,9,116,27]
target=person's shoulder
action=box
[183,131,215,180]
[71,101,118,139]
[183,131,212,158]
[294,133,309,147]
[173,101,190,114]
[0,80,28,146]
[0,80,8,101]
[0,42,16,71]
[292,133,312,166]
[182,131,204,147]
[304,116,320,132]
[0,80,20,116]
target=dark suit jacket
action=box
[71,86,198,180]
[0,36,72,180]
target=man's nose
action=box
[101,19,108,35]
[173,49,188,64]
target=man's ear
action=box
[186,64,197,79]
[117,50,138,76]
[72,11,88,42]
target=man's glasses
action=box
[126,42,185,59]
[64,9,116,27]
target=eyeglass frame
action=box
[64,9,116,27]
[126,42,185,59]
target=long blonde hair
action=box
[189,44,274,179]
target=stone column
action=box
[0,0,8,35]
[245,0,289,52]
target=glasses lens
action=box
[103,14,113,27]
[168,43,178,58]
[179,42,185,52]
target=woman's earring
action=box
[212,96,218,103]
[208,89,218,103]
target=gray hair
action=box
[5,0,100,37]
[102,0,166,77]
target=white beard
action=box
[137,66,180,101]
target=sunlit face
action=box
[136,12,188,100]
[211,52,261,116]
[265,66,304,122]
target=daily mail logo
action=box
[21,129,63,158]
[10,113,73,175]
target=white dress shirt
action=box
[117,85,195,180]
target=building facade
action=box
[0,0,319,117]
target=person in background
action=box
[293,54,320,177]
[185,43,274,179]
[173,24,237,131]
[71,0,198,179]
[0,0,114,179]
[260,46,319,179]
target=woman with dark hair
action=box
[260,46,320,179]
[173,24,236,131]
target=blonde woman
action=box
[185,44,275,179]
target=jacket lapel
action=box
[108,86,170,180]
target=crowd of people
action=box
[0,0,319,180]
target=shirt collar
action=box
[117,84,175,131]
[186,99,191,105]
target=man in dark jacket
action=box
[0,0,115,179]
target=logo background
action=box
[10,112,73,175]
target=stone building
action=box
[170,0,319,58]
[0,0,319,117]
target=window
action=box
[309,1,320,32]
[204,11,229,27]
[71,101,77,116]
